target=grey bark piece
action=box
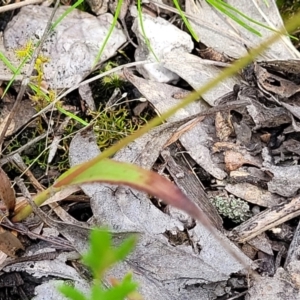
[162,52,240,106]
[179,119,227,180]
[78,84,96,111]
[189,224,249,276]
[107,234,228,300]
[284,220,300,269]
[225,183,284,207]
[246,267,300,300]
[264,164,300,197]
[261,146,300,197]
[2,5,126,89]
[123,69,209,122]
[132,12,193,83]
[33,279,90,300]
[69,128,249,299]
[69,128,183,234]
[186,0,298,60]
[247,233,273,256]
[3,252,83,281]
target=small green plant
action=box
[101,63,122,88]
[211,195,252,223]
[91,106,140,150]
[59,227,141,300]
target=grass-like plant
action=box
[206,0,298,40]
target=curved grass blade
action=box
[93,0,124,67]
[172,0,199,41]
[207,0,298,40]
[206,0,261,36]
[53,158,209,224]
[51,0,84,30]
[137,0,159,62]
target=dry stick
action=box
[15,177,56,227]
[229,195,300,243]
[0,0,60,147]
[0,132,49,165]
[0,0,44,13]
[31,60,149,119]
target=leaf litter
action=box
[1,0,300,299]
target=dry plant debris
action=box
[0,0,300,299]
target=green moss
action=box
[91,106,141,150]
[4,119,76,175]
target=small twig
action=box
[226,291,248,300]
[0,252,59,270]
[1,132,49,164]
[32,60,150,118]
[0,0,44,13]
[15,177,55,227]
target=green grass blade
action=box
[172,0,199,41]
[137,0,159,62]
[0,51,18,73]
[29,84,88,126]
[57,107,88,126]
[92,0,123,67]
[2,57,28,98]
[207,0,261,36]
[51,0,84,30]
[207,0,298,40]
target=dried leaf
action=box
[224,150,261,171]
[0,167,15,212]
[215,111,234,141]
[0,228,24,257]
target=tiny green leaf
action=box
[94,276,138,300]
[82,229,114,279]
[59,285,87,300]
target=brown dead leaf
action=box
[215,111,234,141]
[224,150,261,171]
[260,133,271,143]
[212,141,239,153]
[0,227,24,257]
[164,116,205,147]
[255,63,300,98]
[0,99,36,137]
[0,167,15,213]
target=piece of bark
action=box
[246,267,300,300]
[284,219,300,269]
[0,167,15,213]
[247,233,273,256]
[225,183,284,207]
[161,147,223,230]
[257,251,275,276]
[229,195,300,243]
